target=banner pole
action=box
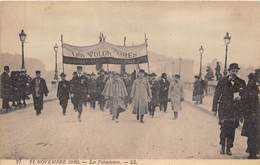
[145,33,150,74]
[61,34,64,73]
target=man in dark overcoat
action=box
[1,66,12,112]
[70,66,86,121]
[241,70,260,159]
[31,70,49,116]
[148,73,160,117]
[70,72,78,111]
[158,73,170,112]
[57,73,70,116]
[212,63,246,155]
[88,73,97,110]
[96,70,106,111]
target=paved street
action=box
[0,99,248,159]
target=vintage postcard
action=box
[0,1,260,165]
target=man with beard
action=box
[1,66,12,112]
[96,70,106,111]
[148,73,160,117]
[31,70,49,116]
[57,73,70,116]
[213,63,246,155]
[158,73,170,112]
[102,72,128,122]
[130,69,152,123]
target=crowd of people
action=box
[56,66,184,122]
[1,63,260,159]
[0,66,32,112]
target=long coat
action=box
[212,76,246,125]
[158,78,170,101]
[130,78,152,115]
[31,77,49,98]
[57,80,70,100]
[168,80,184,112]
[30,77,49,110]
[102,77,128,116]
[149,80,160,106]
[0,72,12,99]
[70,75,86,102]
[192,79,204,101]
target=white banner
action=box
[62,41,148,65]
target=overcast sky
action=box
[0,1,260,70]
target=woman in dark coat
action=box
[192,75,204,104]
[241,73,260,159]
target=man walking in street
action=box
[70,66,86,121]
[96,70,106,111]
[31,70,49,116]
[130,69,151,123]
[158,73,170,112]
[213,63,246,155]
[168,74,184,120]
[57,73,70,116]
[1,66,12,112]
[148,73,160,118]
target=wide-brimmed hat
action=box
[91,72,96,76]
[228,63,240,71]
[77,66,83,70]
[60,73,66,77]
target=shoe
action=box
[137,115,139,120]
[226,148,232,156]
[220,148,225,155]
[248,154,257,159]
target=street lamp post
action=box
[19,29,27,70]
[223,32,231,76]
[53,43,59,80]
[178,58,182,76]
[199,45,204,78]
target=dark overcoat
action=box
[212,76,246,125]
[0,72,12,99]
[57,80,70,100]
[158,78,170,101]
[241,84,259,137]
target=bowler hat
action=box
[194,75,199,79]
[4,66,9,71]
[91,72,96,76]
[35,70,41,74]
[175,74,180,78]
[139,69,145,73]
[77,66,83,70]
[60,73,66,77]
[228,63,240,71]
[150,73,157,77]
